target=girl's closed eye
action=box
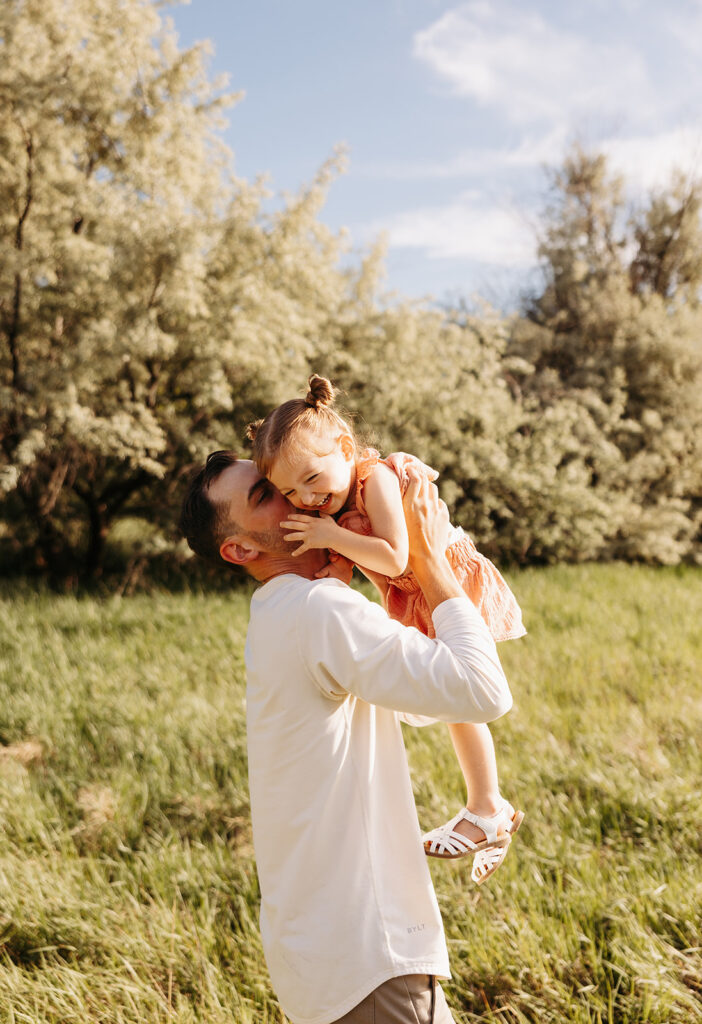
[280,474,317,498]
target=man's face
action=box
[208,460,294,556]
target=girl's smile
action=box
[308,493,333,512]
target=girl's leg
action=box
[446,721,505,846]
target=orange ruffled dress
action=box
[334,449,525,642]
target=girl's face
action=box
[268,431,356,515]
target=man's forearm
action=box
[304,583,512,723]
[402,470,467,614]
[409,550,465,613]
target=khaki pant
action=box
[330,974,456,1023]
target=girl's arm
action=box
[280,462,410,579]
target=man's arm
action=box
[401,467,465,610]
[301,584,511,722]
[335,468,463,605]
[300,470,512,722]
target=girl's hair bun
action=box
[245,419,263,441]
[305,374,336,410]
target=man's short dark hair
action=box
[179,450,241,564]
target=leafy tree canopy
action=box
[1,4,701,583]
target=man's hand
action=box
[314,557,354,584]
[402,467,450,570]
[402,467,463,614]
[280,512,340,556]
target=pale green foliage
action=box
[1,0,229,470]
[2,0,702,577]
[313,149,702,566]
[0,0,353,577]
[510,148,702,563]
[631,173,702,304]
[1,0,230,571]
[315,302,531,559]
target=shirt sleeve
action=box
[298,582,513,723]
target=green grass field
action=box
[1,566,700,1023]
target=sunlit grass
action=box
[1,566,700,1023]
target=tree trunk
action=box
[84,496,109,580]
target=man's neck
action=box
[250,549,329,584]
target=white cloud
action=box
[601,128,702,191]
[362,125,702,197]
[376,191,536,266]
[360,127,568,180]
[357,3,702,288]
[413,2,652,126]
[662,1,702,58]
[363,127,702,274]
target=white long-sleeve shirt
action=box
[245,574,513,1024]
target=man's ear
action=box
[339,433,355,460]
[220,537,259,566]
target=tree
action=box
[3,16,701,583]
[513,147,702,563]
[0,0,352,580]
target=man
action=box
[179,451,513,1024]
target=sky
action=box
[169,0,702,309]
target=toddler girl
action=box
[248,375,525,883]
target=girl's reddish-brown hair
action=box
[247,375,355,476]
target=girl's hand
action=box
[280,512,340,556]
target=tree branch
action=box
[5,120,34,393]
[145,358,162,408]
[38,460,71,517]
[97,469,152,515]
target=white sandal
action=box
[470,803,524,884]
[423,802,524,885]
